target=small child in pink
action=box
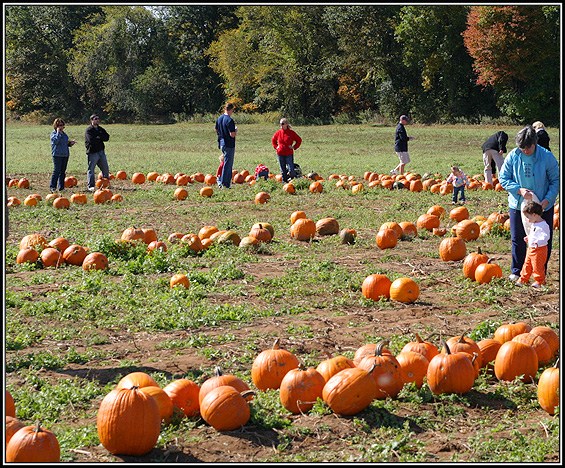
[446,165,469,205]
[516,200,551,288]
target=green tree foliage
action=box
[395,5,497,123]
[462,5,560,124]
[5,5,102,120]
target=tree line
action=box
[5,5,560,125]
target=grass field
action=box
[4,122,560,463]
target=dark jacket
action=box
[482,131,508,153]
[394,123,410,152]
[536,128,551,152]
[85,125,110,154]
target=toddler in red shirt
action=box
[255,164,269,181]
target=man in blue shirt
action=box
[215,103,238,188]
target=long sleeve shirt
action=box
[85,125,110,154]
[272,128,302,156]
[51,130,71,157]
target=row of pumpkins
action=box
[5,322,559,461]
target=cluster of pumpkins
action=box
[5,321,559,460]
[16,234,108,271]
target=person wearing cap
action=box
[532,121,551,152]
[391,115,414,175]
[481,130,508,186]
[85,114,110,191]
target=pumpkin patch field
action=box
[4,122,560,462]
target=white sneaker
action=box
[508,274,520,281]
[88,187,96,192]
[390,169,398,175]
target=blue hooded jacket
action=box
[499,144,559,211]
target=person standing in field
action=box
[50,118,76,193]
[271,118,302,183]
[481,130,508,186]
[85,114,110,191]
[532,121,551,152]
[391,115,414,175]
[498,125,559,281]
[446,165,469,205]
[215,102,237,189]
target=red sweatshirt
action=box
[271,128,302,156]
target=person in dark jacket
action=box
[532,121,551,152]
[85,114,110,191]
[391,115,415,175]
[481,131,508,185]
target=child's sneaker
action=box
[515,280,525,287]
[390,169,398,175]
[452,201,457,205]
[459,200,466,205]
[531,282,542,289]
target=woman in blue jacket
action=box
[499,126,559,281]
[50,118,76,192]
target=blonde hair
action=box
[532,121,545,131]
[279,118,292,129]
[218,154,224,162]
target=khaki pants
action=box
[483,149,505,185]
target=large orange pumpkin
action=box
[82,252,109,271]
[356,341,404,399]
[416,213,440,231]
[493,322,532,344]
[199,367,251,406]
[290,218,316,241]
[462,247,489,281]
[494,340,538,383]
[376,228,398,249]
[116,371,159,389]
[400,333,439,362]
[62,244,88,266]
[529,326,559,358]
[511,333,552,365]
[449,206,469,222]
[279,364,326,414]
[16,247,39,264]
[427,340,475,395]
[97,387,161,456]
[537,360,560,415]
[200,386,253,431]
[396,351,429,388]
[474,260,502,284]
[40,247,63,268]
[322,367,377,416]
[455,220,480,241]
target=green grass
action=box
[5,122,560,463]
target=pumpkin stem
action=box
[441,339,451,355]
[214,366,224,377]
[374,340,389,356]
[458,331,469,343]
[555,358,560,369]
[240,390,256,399]
[272,338,281,350]
[323,350,333,359]
[477,247,482,255]
[34,421,43,433]
[414,333,423,343]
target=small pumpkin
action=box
[530,326,559,358]
[376,228,398,249]
[315,351,356,383]
[462,247,489,281]
[279,363,326,414]
[439,236,467,261]
[455,219,480,241]
[290,210,307,224]
[16,247,39,264]
[82,252,109,271]
[290,218,316,242]
[537,359,559,415]
[426,340,475,395]
[40,247,63,268]
[170,273,190,289]
[255,191,271,204]
[6,389,16,418]
[398,221,418,239]
[62,244,88,266]
[361,273,392,301]
[445,332,483,369]
[416,213,440,231]
[200,386,254,431]
[20,234,47,251]
[449,206,469,222]
[400,333,439,362]
[356,340,404,399]
[322,366,377,416]
[6,422,61,462]
[163,379,201,418]
[396,351,429,388]
[251,338,300,390]
[316,217,340,236]
[309,181,323,193]
[6,416,25,449]
[389,277,419,303]
[139,386,174,423]
[199,367,252,405]
[493,322,532,344]
[116,371,159,390]
[339,228,357,245]
[474,259,502,284]
[477,338,502,370]
[494,340,538,383]
[511,333,553,365]
[249,224,272,243]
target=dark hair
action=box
[90,114,99,121]
[515,125,538,149]
[522,200,543,216]
[53,118,65,130]
[225,102,234,111]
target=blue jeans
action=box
[50,156,69,191]
[218,146,235,188]
[277,154,297,182]
[87,150,110,188]
[256,170,269,181]
[453,185,466,203]
[509,207,554,276]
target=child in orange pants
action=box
[516,201,551,288]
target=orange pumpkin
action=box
[356,341,404,399]
[477,338,502,370]
[439,236,467,261]
[163,379,200,418]
[82,252,109,271]
[493,322,532,344]
[449,206,469,222]
[174,188,188,200]
[400,333,439,362]
[389,277,419,303]
[16,247,39,264]
[290,218,316,241]
[290,210,307,224]
[251,338,299,390]
[6,416,25,448]
[315,352,356,383]
[6,422,60,462]
[200,386,253,431]
[530,326,559,358]
[199,366,251,406]
[62,244,88,266]
[494,340,538,383]
[200,186,214,197]
[396,351,429,388]
[474,260,502,284]
[455,220,480,241]
[279,364,326,414]
[537,360,560,415]
[427,340,475,395]
[116,371,159,389]
[132,172,146,184]
[322,367,377,416]
[416,213,440,231]
[255,192,271,204]
[398,221,418,239]
[309,181,323,193]
[6,390,16,418]
[379,221,403,239]
[170,273,190,289]
[361,273,392,301]
[511,333,552,365]
[462,247,489,281]
[139,386,174,423]
[40,247,63,268]
[376,228,398,249]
